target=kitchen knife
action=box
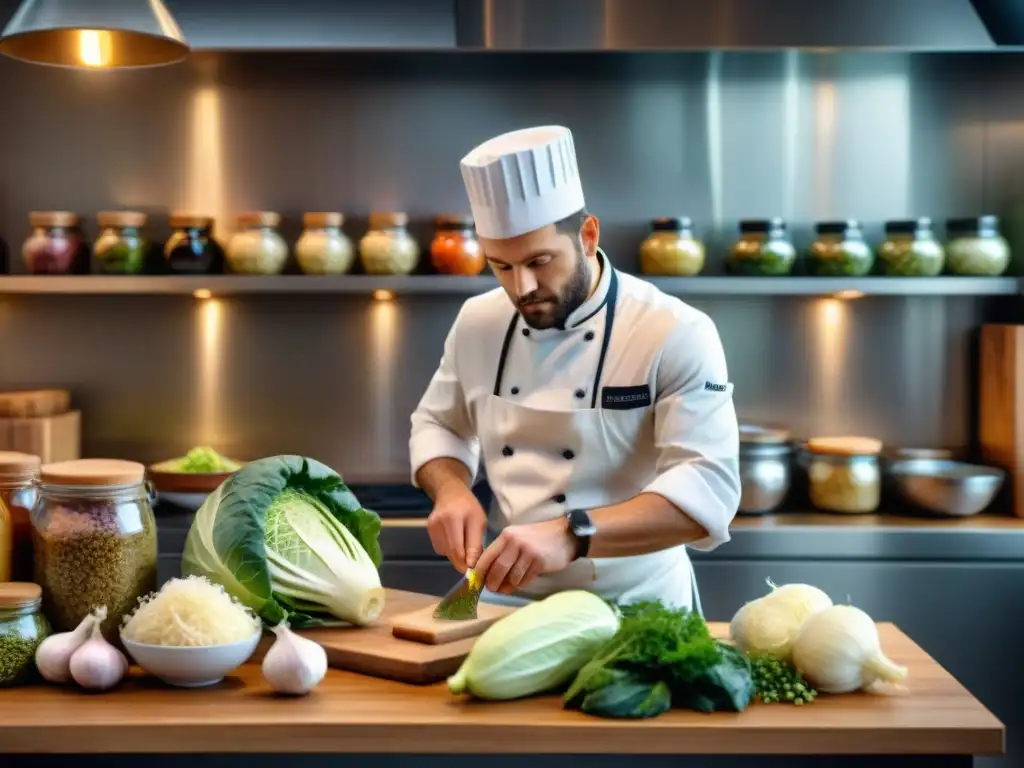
[433,568,483,620]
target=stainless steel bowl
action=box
[889,459,1005,517]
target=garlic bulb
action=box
[68,608,128,691]
[262,623,327,695]
[791,604,909,694]
[35,610,98,683]
[729,579,833,662]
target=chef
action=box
[409,125,740,612]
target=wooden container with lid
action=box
[0,390,79,465]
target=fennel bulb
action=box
[729,580,832,662]
[182,455,385,628]
[791,604,908,694]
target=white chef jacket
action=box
[409,249,740,609]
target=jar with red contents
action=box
[22,212,83,274]
[430,214,484,275]
[0,452,39,583]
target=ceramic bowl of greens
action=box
[148,446,245,510]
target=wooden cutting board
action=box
[979,324,1024,516]
[390,600,511,644]
[252,589,516,685]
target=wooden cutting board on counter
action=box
[252,589,516,685]
[390,600,511,644]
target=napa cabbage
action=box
[182,455,385,628]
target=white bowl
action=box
[121,632,262,688]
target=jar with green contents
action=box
[945,215,1010,276]
[32,459,157,644]
[0,582,50,686]
[807,220,874,276]
[727,218,796,276]
[93,211,148,274]
[877,218,945,276]
[638,217,705,276]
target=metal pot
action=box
[738,424,792,515]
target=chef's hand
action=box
[426,484,487,574]
[474,518,577,595]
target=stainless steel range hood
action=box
[455,0,998,51]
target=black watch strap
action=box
[566,508,596,560]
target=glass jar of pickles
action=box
[945,215,1010,276]
[93,211,148,274]
[0,452,39,583]
[804,436,883,514]
[359,212,420,275]
[430,214,484,275]
[877,218,945,276]
[295,212,354,275]
[163,214,225,274]
[227,211,289,275]
[22,212,83,275]
[727,218,796,276]
[807,220,874,276]
[638,217,705,276]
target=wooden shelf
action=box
[0,274,1017,297]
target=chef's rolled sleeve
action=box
[643,314,740,551]
[409,312,481,487]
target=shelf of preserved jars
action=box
[0,274,1017,297]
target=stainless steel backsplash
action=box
[0,50,1020,479]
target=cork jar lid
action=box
[0,451,41,481]
[29,211,79,228]
[97,211,147,229]
[806,436,883,456]
[303,212,344,228]
[0,582,42,609]
[169,213,214,229]
[237,211,281,228]
[41,459,146,486]
[369,211,408,230]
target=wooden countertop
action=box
[0,614,1003,755]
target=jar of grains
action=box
[359,211,420,275]
[0,583,50,686]
[0,452,40,583]
[31,459,157,643]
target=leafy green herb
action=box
[564,600,754,718]
[750,652,817,705]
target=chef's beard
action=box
[517,250,593,331]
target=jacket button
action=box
[511,386,520,395]
[553,493,567,503]
[521,328,531,337]
[562,449,575,460]
[584,331,595,341]
[502,446,514,457]
[574,389,585,399]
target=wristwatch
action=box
[566,508,597,560]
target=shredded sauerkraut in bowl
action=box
[121,575,261,647]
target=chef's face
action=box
[482,215,601,330]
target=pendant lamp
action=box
[0,0,189,69]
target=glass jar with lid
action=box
[227,211,289,275]
[295,212,354,275]
[430,214,484,275]
[163,213,226,274]
[93,211,149,274]
[639,217,706,276]
[32,459,158,643]
[359,211,420,275]
[807,220,875,276]
[877,218,944,276]
[727,218,796,276]
[738,425,792,515]
[0,583,50,686]
[804,436,883,514]
[945,215,1010,276]
[0,452,40,583]
[22,211,83,274]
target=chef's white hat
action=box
[460,125,586,240]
